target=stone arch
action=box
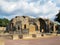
[38,18,47,33]
[33,22,38,31]
[16,21,22,30]
[15,21,22,34]
[10,23,14,31]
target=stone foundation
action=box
[0,33,58,40]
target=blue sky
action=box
[0,0,60,20]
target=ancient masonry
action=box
[6,16,57,34]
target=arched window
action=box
[23,16,26,18]
[24,24,26,29]
[18,26,20,30]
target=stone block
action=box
[13,34,19,40]
[29,24,36,34]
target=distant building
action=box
[6,16,57,34]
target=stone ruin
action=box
[6,16,57,34]
[4,16,58,40]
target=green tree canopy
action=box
[55,11,60,23]
[0,18,10,27]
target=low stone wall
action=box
[0,27,6,31]
[0,33,58,40]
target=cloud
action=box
[52,0,60,7]
[0,0,17,12]
[0,0,60,20]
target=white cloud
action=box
[52,0,60,4]
[0,0,60,20]
[0,0,17,12]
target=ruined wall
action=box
[0,27,6,31]
[6,16,56,34]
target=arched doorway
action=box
[24,24,26,29]
[33,22,38,31]
[38,18,47,33]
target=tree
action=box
[0,19,2,26]
[55,11,60,23]
[2,18,10,27]
[54,11,60,33]
[0,18,10,27]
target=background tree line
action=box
[0,18,10,27]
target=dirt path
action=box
[0,37,4,45]
[5,36,60,45]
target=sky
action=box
[0,0,60,20]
